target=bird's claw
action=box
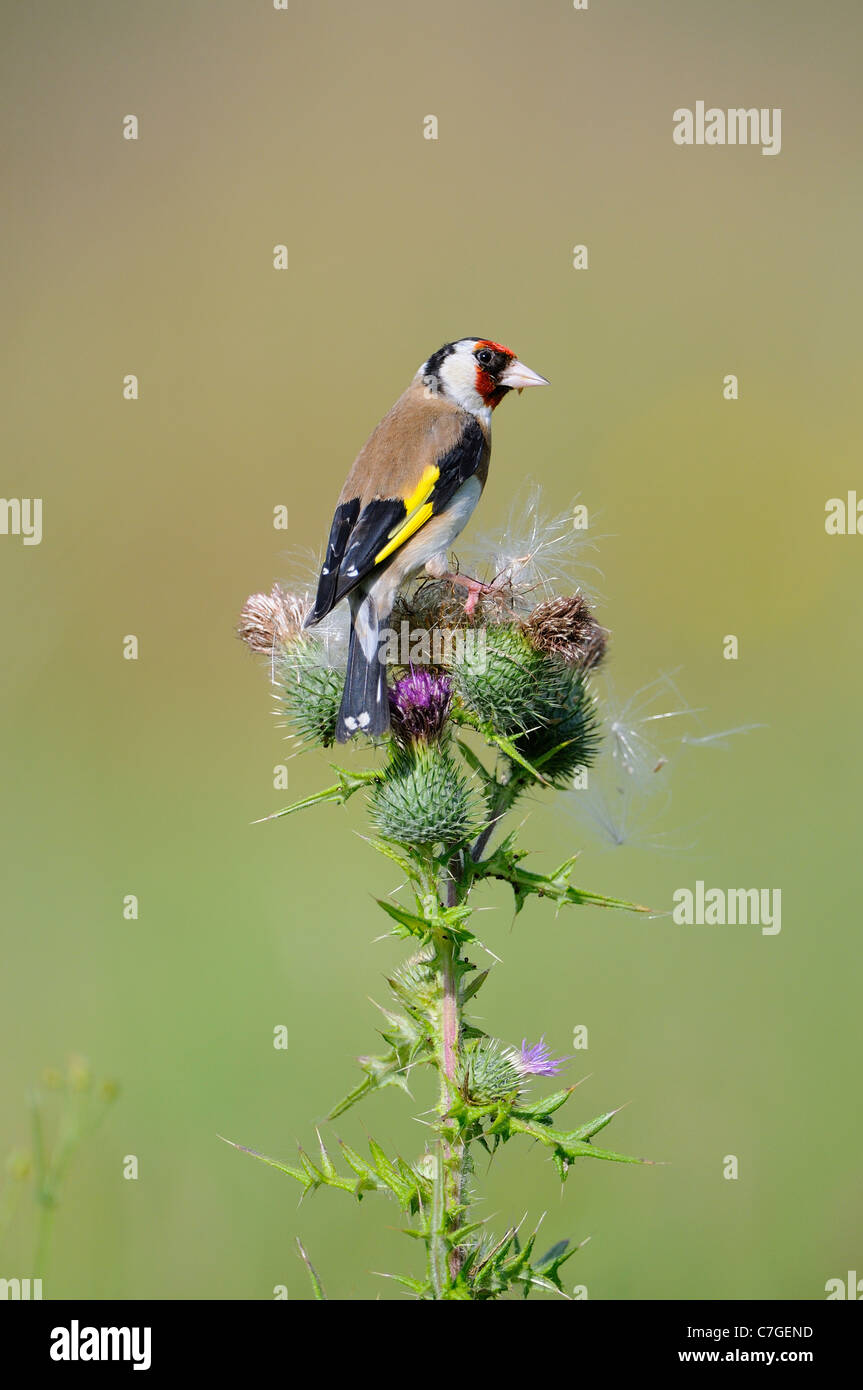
[438,571,502,616]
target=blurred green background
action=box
[2,0,861,1299]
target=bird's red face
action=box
[472,340,518,408]
[422,338,550,417]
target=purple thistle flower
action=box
[508,1037,567,1078]
[389,668,452,743]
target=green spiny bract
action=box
[461,1040,521,1104]
[512,662,600,786]
[448,619,599,787]
[369,742,480,847]
[448,622,549,735]
[279,641,344,747]
[388,948,440,1014]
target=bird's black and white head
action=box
[418,338,549,420]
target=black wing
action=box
[304,497,360,626]
[305,417,485,626]
[427,416,486,516]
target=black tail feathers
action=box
[336,607,390,742]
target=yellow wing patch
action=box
[373,464,439,565]
[374,502,434,564]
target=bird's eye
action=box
[476,349,493,367]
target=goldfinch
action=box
[304,337,549,742]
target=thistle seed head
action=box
[238,584,305,654]
[522,594,608,670]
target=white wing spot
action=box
[357,712,370,729]
[344,715,358,730]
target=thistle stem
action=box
[431,852,467,1294]
[471,778,519,863]
[436,931,465,1288]
[430,784,519,1294]
[440,935,458,1095]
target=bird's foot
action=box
[439,571,503,616]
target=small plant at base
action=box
[0,1058,120,1279]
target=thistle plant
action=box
[233,543,652,1300]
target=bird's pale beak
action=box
[499,360,550,392]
